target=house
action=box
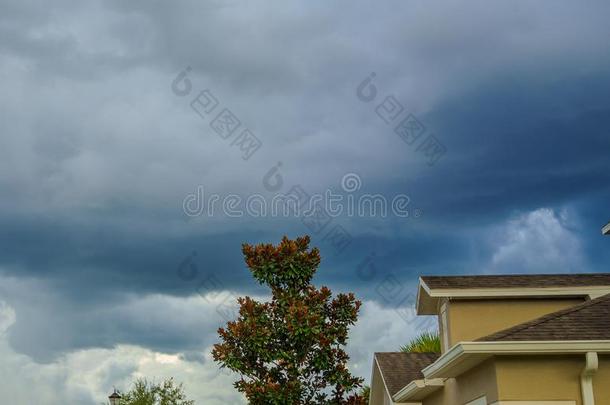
[369,274,610,405]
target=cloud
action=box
[0,299,244,404]
[1,0,609,303]
[488,208,584,273]
[0,274,255,362]
[0,289,247,404]
[0,301,16,334]
[347,300,436,378]
[1,0,610,401]
[0,292,430,403]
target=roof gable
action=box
[479,293,610,341]
[417,273,610,315]
[374,352,439,396]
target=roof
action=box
[603,222,610,235]
[480,293,610,342]
[417,273,610,314]
[374,352,439,396]
[421,273,610,290]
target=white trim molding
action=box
[422,340,610,379]
[465,396,487,405]
[392,378,444,402]
[490,402,575,405]
[603,222,610,235]
[440,301,450,353]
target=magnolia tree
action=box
[212,236,365,404]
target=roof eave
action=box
[603,222,610,235]
[423,340,610,380]
[416,278,437,315]
[416,285,610,315]
[393,378,444,402]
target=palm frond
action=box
[400,331,441,353]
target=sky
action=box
[1,0,610,403]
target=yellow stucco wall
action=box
[424,358,499,405]
[495,355,610,405]
[495,356,583,404]
[419,355,610,405]
[445,298,585,347]
[593,355,610,403]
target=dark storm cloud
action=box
[1,0,610,364]
[410,72,610,224]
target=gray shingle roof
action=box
[421,273,610,290]
[479,293,610,341]
[374,352,439,396]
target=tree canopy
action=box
[117,377,194,405]
[212,235,365,404]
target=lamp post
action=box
[108,389,122,405]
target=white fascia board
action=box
[426,286,610,300]
[422,341,610,379]
[393,380,422,402]
[603,222,610,235]
[419,277,432,295]
[415,278,434,315]
[393,378,444,402]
